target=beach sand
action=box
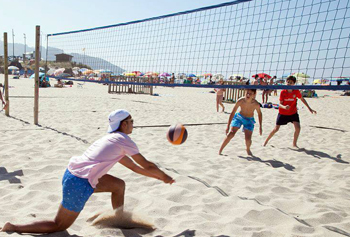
[1,75,350,237]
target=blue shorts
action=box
[230,112,256,131]
[61,169,94,213]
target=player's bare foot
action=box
[247,149,253,156]
[292,144,299,149]
[1,222,16,232]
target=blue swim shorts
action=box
[61,169,94,213]
[230,112,256,131]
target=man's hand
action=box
[162,175,175,184]
[309,109,317,114]
[285,105,290,110]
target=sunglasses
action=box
[125,119,134,123]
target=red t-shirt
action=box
[279,89,302,115]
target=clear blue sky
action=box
[1,0,349,79]
[0,0,230,47]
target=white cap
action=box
[107,109,130,133]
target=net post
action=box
[150,77,153,95]
[108,77,111,93]
[34,26,40,125]
[3,32,9,116]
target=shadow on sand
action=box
[289,148,348,164]
[0,167,23,184]
[238,156,295,171]
[155,229,229,237]
[309,125,347,133]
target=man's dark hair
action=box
[286,76,296,83]
[116,115,132,132]
[255,74,259,79]
[247,89,257,94]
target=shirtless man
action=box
[219,89,262,156]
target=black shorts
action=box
[276,113,300,125]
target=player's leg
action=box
[244,129,253,155]
[1,205,79,233]
[218,95,225,112]
[292,122,301,148]
[262,91,265,103]
[216,95,219,112]
[219,127,240,155]
[94,174,126,210]
[263,125,280,146]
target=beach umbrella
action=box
[292,72,310,85]
[93,70,101,74]
[132,71,142,76]
[187,73,196,78]
[296,77,309,85]
[313,79,322,85]
[30,72,45,79]
[331,77,350,81]
[54,68,65,77]
[8,66,19,70]
[203,73,212,77]
[47,68,56,76]
[176,73,186,79]
[82,70,94,75]
[292,72,310,78]
[72,67,80,71]
[230,74,244,80]
[145,72,158,77]
[213,73,224,80]
[252,73,271,79]
[100,69,113,74]
[160,72,171,77]
[124,72,136,76]
[57,73,71,78]
[79,68,89,72]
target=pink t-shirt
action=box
[68,132,139,188]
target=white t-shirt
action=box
[68,132,139,188]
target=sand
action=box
[0,75,350,237]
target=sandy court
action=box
[1,75,350,237]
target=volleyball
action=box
[167,124,188,145]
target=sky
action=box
[0,0,349,79]
[0,0,231,48]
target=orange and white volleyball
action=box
[166,124,188,145]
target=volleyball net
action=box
[46,0,350,90]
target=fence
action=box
[223,81,246,103]
[108,76,153,95]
